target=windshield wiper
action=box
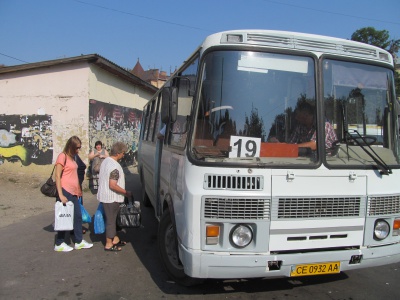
[344,130,392,175]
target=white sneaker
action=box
[74,240,93,250]
[54,242,74,252]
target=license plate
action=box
[290,262,340,277]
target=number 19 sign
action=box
[229,136,261,158]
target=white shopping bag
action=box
[54,201,74,231]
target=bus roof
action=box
[199,30,393,66]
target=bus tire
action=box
[158,209,203,286]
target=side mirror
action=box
[161,88,170,124]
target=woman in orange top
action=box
[54,136,93,252]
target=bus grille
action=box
[343,45,377,57]
[204,197,270,220]
[368,195,400,216]
[295,38,337,51]
[204,174,263,190]
[246,33,377,58]
[276,197,361,219]
[247,34,291,46]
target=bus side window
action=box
[145,100,156,141]
[153,94,162,143]
[149,96,162,142]
[170,56,199,148]
[170,79,190,148]
[143,105,151,141]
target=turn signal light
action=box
[393,219,400,229]
[206,225,220,245]
[206,225,220,237]
[393,219,400,236]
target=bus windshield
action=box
[190,50,400,169]
[323,59,400,170]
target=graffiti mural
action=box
[0,114,53,165]
[89,100,142,164]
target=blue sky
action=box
[1,0,399,72]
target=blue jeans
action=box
[55,189,83,245]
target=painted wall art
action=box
[89,99,142,165]
[0,114,53,165]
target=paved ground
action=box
[0,165,171,299]
[0,164,136,229]
[0,169,52,229]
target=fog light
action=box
[267,260,282,271]
[349,254,363,264]
[374,219,390,240]
[230,224,253,248]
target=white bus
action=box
[138,30,400,285]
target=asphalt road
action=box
[1,167,399,300]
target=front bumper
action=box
[179,243,400,279]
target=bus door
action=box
[140,95,164,212]
[154,118,165,218]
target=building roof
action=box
[131,59,145,78]
[131,60,169,85]
[142,69,160,82]
[0,54,158,94]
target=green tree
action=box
[243,106,266,141]
[351,27,391,49]
[394,70,400,99]
[351,27,400,98]
[388,39,400,59]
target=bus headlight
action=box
[374,219,390,240]
[230,224,253,248]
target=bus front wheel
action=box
[158,209,203,286]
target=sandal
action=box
[104,245,121,252]
[113,240,127,247]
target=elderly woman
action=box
[97,142,132,251]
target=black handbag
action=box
[117,196,141,228]
[40,154,66,198]
[40,168,58,197]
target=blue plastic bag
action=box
[79,197,91,224]
[94,202,105,234]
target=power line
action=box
[74,0,400,29]
[0,52,30,64]
[72,0,213,32]
[263,0,400,26]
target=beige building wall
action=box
[85,65,152,156]
[0,57,155,179]
[0,63,90,176]
[89,65,152,109]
